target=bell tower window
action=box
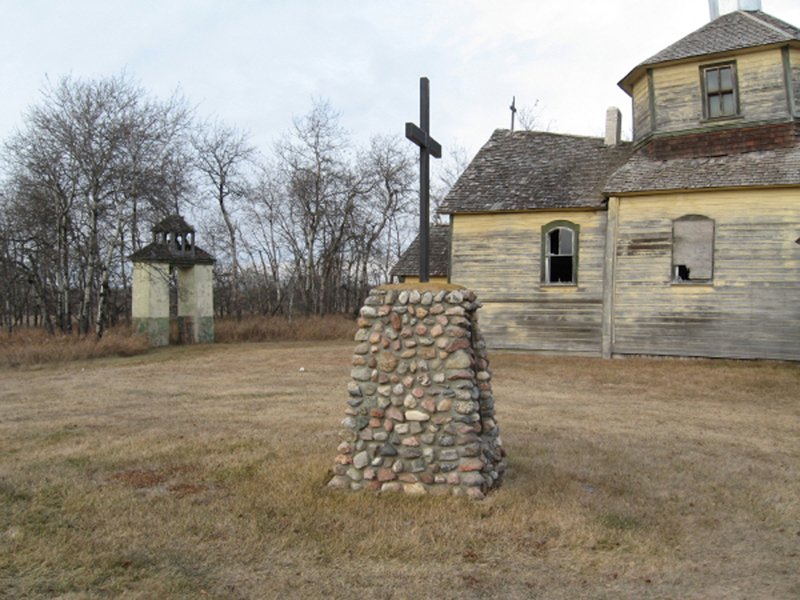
[702,63,738,119]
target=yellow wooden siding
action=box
[737,50,789,123]
[613,189,800,360]
[451,211,606,353]
[401,276,448,285]
[632,77,652,143]
[652,63,701,133]
[649,49,789,135]
[790,47,800,116]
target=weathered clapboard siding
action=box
[401,276,448,285]
[652,63,701,134]
[632,76,652,143]
[737,49,791,123]
[612,189,800,360]
[791,47,800,116]
[451,211,607,353]
[648,49,790,137]
[477,300,603,354]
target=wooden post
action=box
[602,197,620,359]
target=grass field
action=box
[1,342,799,599]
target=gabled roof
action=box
[438,130,633,214]
[391,223,450,278]
[619,10,800,94]
[605,145,800,195]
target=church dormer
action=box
[618,8,800,153]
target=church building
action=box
[397,4,800,361]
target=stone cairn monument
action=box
[328,284,506,499]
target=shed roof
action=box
[438,130,633,214]
[391,223,450,278]
[619,11,800,93]
[605,145,800,195]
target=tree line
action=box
[0,72,468,337]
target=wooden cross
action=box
[405,77,442,283]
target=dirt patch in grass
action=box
[1,342,799,599]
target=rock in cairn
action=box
[328,285,506,499]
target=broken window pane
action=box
[544,223,578,284]
[673,216,714,282]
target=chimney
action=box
[709,0,720,19]
[605,107,622,146]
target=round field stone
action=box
[379,444,398,457]
[328,476,350,489]
[377,468,396,482]
[406,410,430,421]
[378,353,398,372]
[404,483,427,496]
[460,472,485,487]
[459,458,484,472]
[445,351,471,370]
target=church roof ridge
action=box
[439,128,633,214]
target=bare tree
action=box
[274,100,357,315]
[430,143,472,224]
[353,135,416,293]
[517,99,552,132]
[2,72,195,337]
[192,121,256,321]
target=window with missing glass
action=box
[702,63,738,119]
[673,215,714,284]
[542,221,579,285]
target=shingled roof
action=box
[152,215,194,234]
[438,130,633,214]
[128,243,215,265]
[391,223,450,279]
[605,145,800,195]
[619,11,800,93]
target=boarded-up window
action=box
[673,215,714,282]
[542,221,579,285]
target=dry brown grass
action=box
[213,314,357,343]
[0,326,149,368]
[1,344,799,599]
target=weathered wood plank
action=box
[633,77,652,142]
[653,63,701,133]
[613,189,800,361]
[738,49,788,123]
[452,211,607,353]
[791,48,800,117]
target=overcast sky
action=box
[2,0,800,163]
